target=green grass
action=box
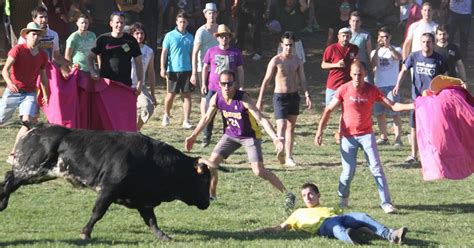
[1,25,474,246]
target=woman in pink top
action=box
[314,61,413,214]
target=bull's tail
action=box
[0,171,20,211]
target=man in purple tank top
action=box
[185,70,296,213]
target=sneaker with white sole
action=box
[382,203,397,214]
[252,53,262,60]
[162,115,170,127]
[284,192,296,214]
[339,197,349,209]
[285,157,297,167]
[182,121,193,129]
[376,138,389,145]
[389,227,408,244]
[393,140,403,149]
[404,155,418,164]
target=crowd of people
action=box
[0,0,471,245]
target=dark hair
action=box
[110,11,125,21]
[31,6,48,19]
[219,70,235,80]
[378,26,391,35]
[421,32,435,42]
[436,25,448,34]
[281,31,296,43]
[301,183,319,194]
[350,10,361,18]
[351,60,367,71]
[128,22,147,42]
[176,10,189,20]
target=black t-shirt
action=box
[434,44,461,77]
[92,32,141,86]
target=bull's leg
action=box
[137,207,171,241]
[0,171,23,211]
[80,191,114,240]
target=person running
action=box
[129,22,157,131]
[65,14,96,72]
[315,61,414,214]
[254,183,408,245]
[370,27,404,148]
[185,70,296,211]
[1,22,50,164]
[256,31,312,167]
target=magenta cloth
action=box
[39,63,137,132]
[415,87,474,180]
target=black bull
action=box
[0,125,211,240]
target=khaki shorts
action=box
[212,134,263,163]
[137,86,155,123]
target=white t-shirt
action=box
[131,44,154,88]
[371,46,402,88]
[194,25,218,72]
[406,20,438,52]
[18,28,60,60]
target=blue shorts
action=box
[0,89,37,123]
[325,88,336,106]
[373,86,400,116]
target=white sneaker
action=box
[162,115,170,127]
[182,121,193,129]
[382,203,397,214]
[252,53,262,60]
[285,157,297,167]
[340,197,349,208]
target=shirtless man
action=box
[256,31,312,167]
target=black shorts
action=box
[167,71,195,93]
[273,92,300,120]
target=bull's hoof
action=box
[158,233,172,241]
[0,199,8,211]
[80,233,91,240]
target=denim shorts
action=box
[212,134,263,163]
[0,89,37,123]
[373,86,400,116]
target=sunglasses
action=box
[218,34,231,39]
[219,81,234,87]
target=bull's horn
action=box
[198,158,217,169]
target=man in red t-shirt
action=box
[1,22,50,165]
[321,27,359,106]
[314,61,413,214]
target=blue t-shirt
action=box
[162,28,193,72]
[405,51,447,98]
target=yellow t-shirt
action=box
[282,207,342,234]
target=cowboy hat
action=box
[20,22,45,38]
[213,24,234,38]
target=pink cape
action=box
[38,63,137,132]
[415,87,474,180]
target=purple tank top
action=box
[216,90,262,139]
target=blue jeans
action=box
[203,90,217,141]
[338,133,392,206]
[325,88,336,106]
[319,212,391,244]
[447,10,471,59]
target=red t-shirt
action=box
[8,44,48,92]
[322,43,358,90]
[335,82,384,137]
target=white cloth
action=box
[371,46,402,88]
[131,44,154,88]
[406,21,438,52]
[194,25,218,72]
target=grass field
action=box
[1,17,474,247]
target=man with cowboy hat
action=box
[1,21,50,165]
[191,2,219,140]
[200,24,244,147]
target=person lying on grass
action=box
[253,182,408,245]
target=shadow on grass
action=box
[0,238,141,247]
[171,228,312,241]
[397,203,474,214]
